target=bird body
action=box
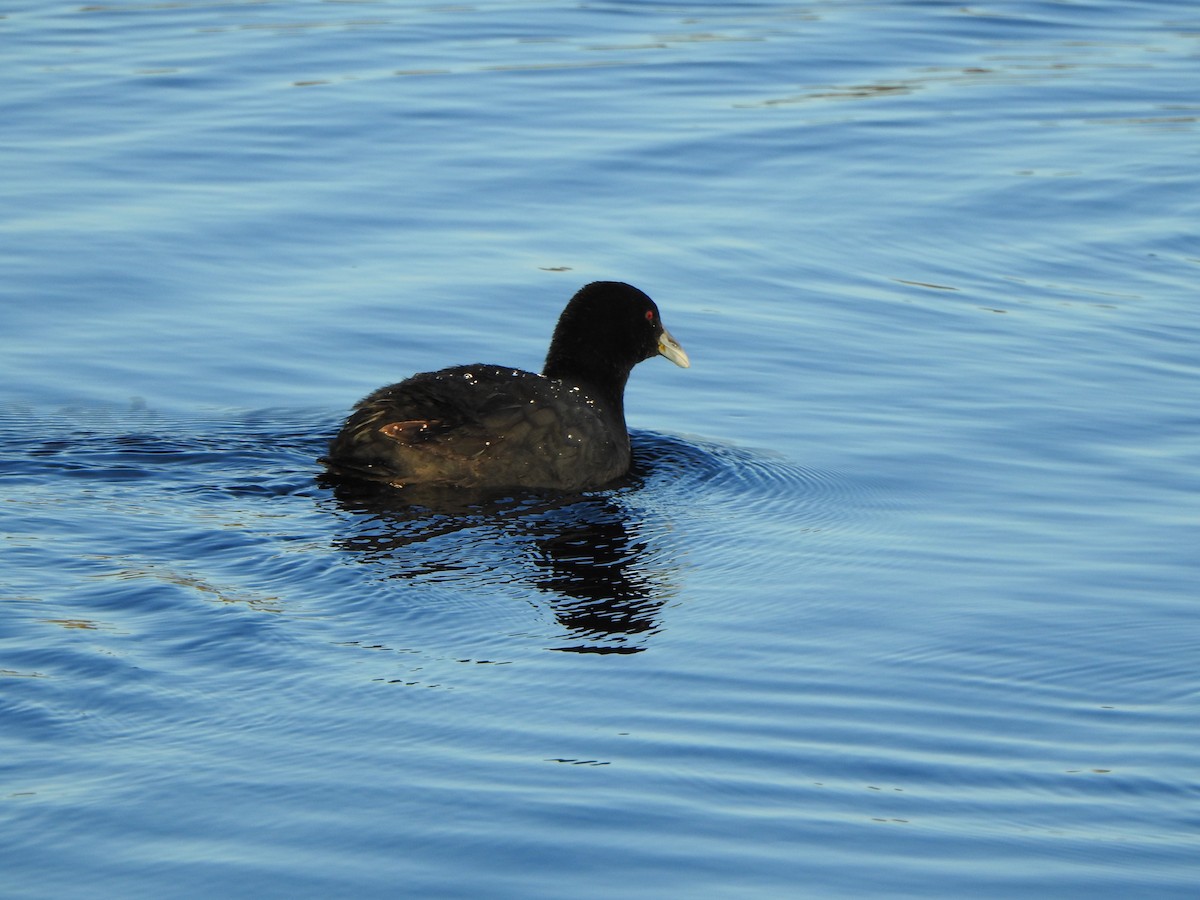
[325,282,688,491]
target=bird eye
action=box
[645,310,655,322]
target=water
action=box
[3,1,1198,896]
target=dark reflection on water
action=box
[529,499,663,653]
[319,427,842,651]
[322,461,678,654]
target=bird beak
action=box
[657,327,690,368]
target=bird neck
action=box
[543,354,630,430]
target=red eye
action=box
[645,310,655,322]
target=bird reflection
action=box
[321,474,678,653]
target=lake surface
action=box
[3,1,1198,896]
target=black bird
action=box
[325,281,689,491]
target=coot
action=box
[325,281,689,491]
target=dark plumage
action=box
[325,281,689,491]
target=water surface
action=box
[3,1,1198,897]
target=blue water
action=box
[3,1,1198,897]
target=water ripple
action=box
[628,429,873,526]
